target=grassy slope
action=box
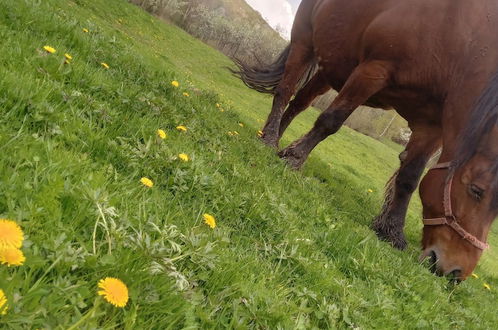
[0,0,497,328]
[205,0,283,39]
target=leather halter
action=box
[423,162,489,251]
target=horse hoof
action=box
[391,237,408,250]
[278,148,305,170]
[371,220,407,250]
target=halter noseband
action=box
[423,162,489,251]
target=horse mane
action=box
[453,71,498,207]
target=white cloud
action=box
[245,0,294,39]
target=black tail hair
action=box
[230,45,318,95]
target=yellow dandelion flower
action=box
[101,62,110,69]
[0,219,24,249]
[140,177,154,188]
[238,123,244,127]
[233,131,239,136]
[178,153,189,162]
[82,28,89,33]
[216,103,221,108]
[203,213,216,229]
[0,289,7,315]
[157,129,167,140]
[64,53,73,60]
[484,283,491,290]
[472,273,479,279]
[176,125,187,132]
[257,130,263,137]
[98,277,129,308]
[227,131,234,136]
[183,92,190,97]
[171,81,179,88]
[368,189,374,193]
[0,247,26,266]
[43,45,56,54]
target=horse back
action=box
[303,0,498,100]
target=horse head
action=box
[419,81,498,280]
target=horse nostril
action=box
[429,250,437,264]
[448,269,462,282]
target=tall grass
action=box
[0,0,496,328]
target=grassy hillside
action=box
[0,0,497,328]
[204,0,283,38]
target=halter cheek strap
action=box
[422,162,489,251]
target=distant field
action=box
[0,0,497,328]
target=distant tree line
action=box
[130,0,287,65]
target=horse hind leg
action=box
[372,125,441,250]
[278,73,330,140]
[261,44,314,148]
[279,60,392,169]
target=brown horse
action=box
[233,0,498,280]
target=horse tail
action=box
[230,45,318,95]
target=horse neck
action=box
[438,76,495,163]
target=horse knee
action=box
[288,97,307,111]
[395,173,417,195]
[399,151,408,162]
[315,109,349,134]
[395,158,427,195]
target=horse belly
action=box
[374,88,442,124]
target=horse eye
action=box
[469,184,484,201]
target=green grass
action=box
[0,0,497,328]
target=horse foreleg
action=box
[261,45,313,148]
[278,73,330,141]
[372,125,442,250]
[278,60,392,169]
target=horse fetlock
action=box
[260,130,279,148]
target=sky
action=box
[245,0,301,39]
